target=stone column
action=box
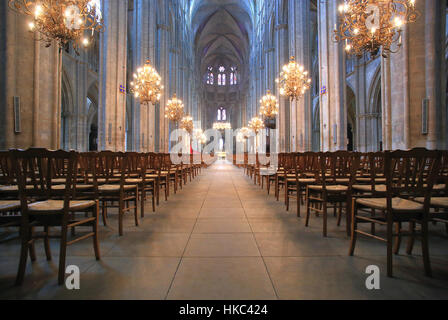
[318,0,347,151]
[0,2,60,150]
[131,0,157,152]
[156,0,170,152]
[275,0,290,152]
[383,0,446,150]
[289,0,312,152]
[99,0,128,151]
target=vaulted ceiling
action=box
[191,0,254,78]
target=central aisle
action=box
[165,161,279,300]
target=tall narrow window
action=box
[217,107,227,121]
[206,66,214,85]
[230,67,237,85]
[218,66,226,86]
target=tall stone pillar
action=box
[99,0,128,151]
[156,0,170,153]
[275,0,290,152]
[289,0,312,152]
[0,2,61,150]
[131,0,157,152]
[318,0,347,151]
[383,0,446,150]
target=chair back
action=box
[0,151,15,186]
[11,149,78,211]
[384,149,441,205]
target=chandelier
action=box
[165,94,184,122]
[236,127,251,143]
[194,129,207,145]
[130,59,164,105]
[259,90,279,119]
[248,117,265,135]
[9,0,103,53]
[334,0,419,57]
[180,116,194,134]
[213,122,232,131]
[276,56,312,101]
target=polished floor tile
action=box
[167,257,277,300]
[184,233,260,257]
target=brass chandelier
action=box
[259,90,279,119]
[276,56,312,101]
[130,59,164,105]
[180,115,194,135]
[213,122,232,131]
[9,0,103,52]
[165,94,184,122]
[248,117,265,135]
[334,0,420,57]
[194,129,207,145]
[236,127,251,143]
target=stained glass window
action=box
[217,107,227,121]
[206,66,214,84]
[218,66,226,86]
[230,67,237,85]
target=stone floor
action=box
[1,161,448,300]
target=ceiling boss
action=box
[9,0,103,53]
[334,0,420,58]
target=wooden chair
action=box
[285,153,319,217]
[12,149,100,286]
[349,149,441,277]
[163,153,179,195]
[305,151,360,237]
[88,151,139,236]
[125,153,156,216]
[275,153,286,202]
[146,153,169,204]
[0,151,21,200]
[407,150,448,253]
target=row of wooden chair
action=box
[240,149,448,278]
[0,149,205,286]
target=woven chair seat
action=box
[98,184,136,192]
[414,197,448,208]
[0,200,21,212]
[352,184,387,193]
[28,200,96,213]
[125,178,143,184]
[356,197,423,212]
[87,178,120,184]
[0,185,34,192]
[287,178,316,183]
[51,184,93,191]
[356,177,387,183]
[308,185,348,192]
[52,178,67,184]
